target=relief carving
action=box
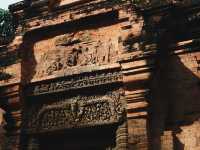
[29,71,122,96]
[35,30,120,78]
[122,33,139,51]
[55,33,81,47]
[24,90,125,133]
[46,55,63,75]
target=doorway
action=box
[38,125,117,150]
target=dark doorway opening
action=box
[38,125,117,150]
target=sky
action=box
[0,0,20,10]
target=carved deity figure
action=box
[66,48,79,67]
[80,47,96,66]
[71,99,84,122]
[96,40,109,64]
[46,55,63,75]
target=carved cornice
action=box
[9,1,26,12]
[21,0,127,32]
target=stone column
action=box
[116,121,128,150]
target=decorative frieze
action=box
[24,90,125,133]
[27,70,123,96]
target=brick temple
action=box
[1,0,200,149]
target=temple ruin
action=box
[1,0,200,149]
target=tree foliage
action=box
[0,9,15,45]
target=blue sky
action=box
[1,0,20,9]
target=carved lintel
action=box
[23,90,125,134]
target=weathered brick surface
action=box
[128,119,148,150]
[161,131,174,150]
[175,121,200,150]
[1,0,200,149]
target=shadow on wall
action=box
[145,4,200,150]
[133,4,200,150]
[147,32,200,150]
